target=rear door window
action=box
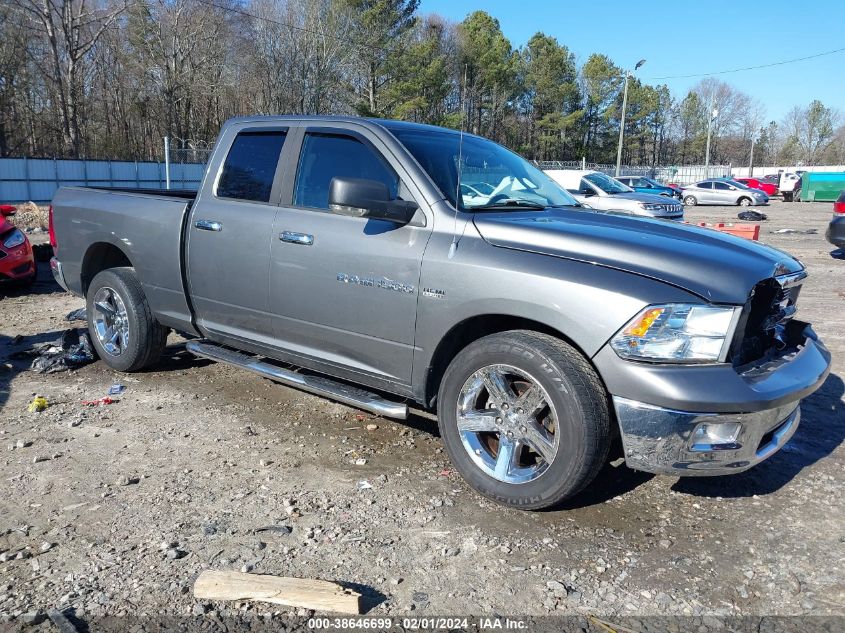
[696,181,713,189]
[293,132,399,210]
[217,130,287,203]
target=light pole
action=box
[615,59,645,177]
[704,97,719,179]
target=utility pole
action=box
[704,95,718,179]
[748,135,755,178]
[615,59,646,177]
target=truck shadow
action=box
[671,372,845,498]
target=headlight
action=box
[610,304,741,362]
[2,228,25,249]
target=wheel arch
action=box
[422,314,601,409]
[80,241,133,296]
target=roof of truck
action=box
[223,115,470,138]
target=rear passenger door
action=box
[186,125,288,347]
[268,124,431,389]
[694,180,713,203]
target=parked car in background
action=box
[734,177,778,197]
[615,176,682,200]
[681,179,769,207]
[546,170,684,219]
[0,204,36,287]
[826,190,845,250]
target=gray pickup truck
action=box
[49,116,831,509]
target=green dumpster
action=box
[802,172,845,202]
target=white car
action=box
[545,169,684,220]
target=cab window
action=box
[217,130,287,203]
[293,132,399,210]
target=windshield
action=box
[585,172,632,194]
[643,177,663,187]
[388,127,579,210]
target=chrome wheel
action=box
[683,195,697,206]
[456,364,559,484]
[739,198,751,206]
[92,287,129,356]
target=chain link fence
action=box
[535,161,733,186]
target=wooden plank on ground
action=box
[193,570,361,614]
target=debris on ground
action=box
[27,396,49,412]
[356,480,373,491]
[27,329,94,374]
[738,210,767,221]
[253,525,292,536]
[64,308,87,322]
[108,383,126,396]
[193,570,362,614]
[47,608,79,633]
[81,396,119,407]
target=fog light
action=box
[690,421,742,451]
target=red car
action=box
[735,177,778,197]
[0,205,36,287]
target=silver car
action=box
[681,179,769,207]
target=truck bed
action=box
[50,186,197,333]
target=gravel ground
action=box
[0,200,843,628]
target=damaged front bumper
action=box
[596,323,831,476]
[613,397,800,475]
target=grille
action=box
[731,275,802,367]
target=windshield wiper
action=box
[469,199,547,211]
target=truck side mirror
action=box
[328,177,417,224]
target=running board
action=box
[186,340,408,420]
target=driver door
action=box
[268,124,431,388]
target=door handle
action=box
[195,219,223,232]
[280,231,314,246]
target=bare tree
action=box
[11,0,128,156]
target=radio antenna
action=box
[448,64,468,260]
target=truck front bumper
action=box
[613,397,800,475]
[595,323,831,476]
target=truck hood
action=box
[473,208,803,303]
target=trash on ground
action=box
[47,608,79,633]
[356,480,373,491]
[253,525,292,535]
[81,396,118,407]
[193,569,362,614]
[108,383,126,396]
[27,396,49,413]
[29,329,94,374]
[64,308,87,322]
[775,228,798,233]
[737,210,767,221]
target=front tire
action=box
[683,195,697,206]
[86,267,168,372]
[437,331,611,510]
[738,197,752,206]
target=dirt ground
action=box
[0,200,843,627]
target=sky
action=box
[418,0,845,122]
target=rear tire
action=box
[437,330,611,510]
[683,195,697,206]
[86,267,168,372]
